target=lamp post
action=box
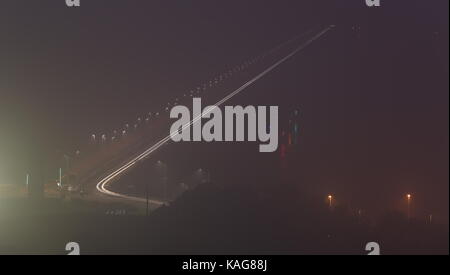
[407,194,412,220]
[59,168,62,187]
[26,173,30,195]
[146,176,149,217]
[328,195,333,209]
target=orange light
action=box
[407,194,411,199]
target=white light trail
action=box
[96,26,332,203]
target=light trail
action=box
[96,26,333,204]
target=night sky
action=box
[0,1,448,222]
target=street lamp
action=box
[407,194,412,220]
[26,174,30,195]
[59,167,63,186]
[328,195,333,209]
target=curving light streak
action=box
[96,26,332,203]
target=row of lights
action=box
[87,52,271,147]
[327,194,412,206]
[56,51,274,172]
[56,44,280,172]
[327,194,414,218]
[39,40,294,196]
[63,37,294,176]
